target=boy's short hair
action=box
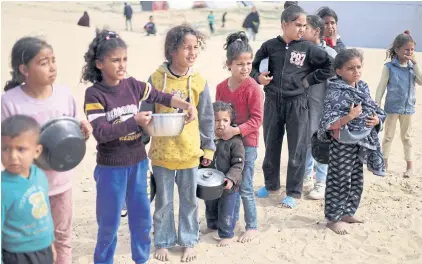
[1,115,41,140]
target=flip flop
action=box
[255,186,269,198]
[280,196,296,209]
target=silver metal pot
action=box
[196,168,226,200]
[143,113,186,137]
[35,117,86,171]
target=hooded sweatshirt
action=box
[250,36,333,98]
[148,63,216,170]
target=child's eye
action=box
[18,147,27,152]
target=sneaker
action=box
[303,175,314,192]
[308,182,326,200]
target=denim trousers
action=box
[152,166,199,248]
[234,146,258,230]
[205,190,237,238]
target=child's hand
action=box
[347,103,362,120]
[134,111,152,127]
[201,158,212,167]
[408,54,417,64]
[366,114,380,127]
[258,71,273,85]
[80,120,92,140]
[219,126,239,141]
[185,104,196,124]
[223,178,233,190]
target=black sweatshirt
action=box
[251,36,334,98]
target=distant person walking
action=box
[242,6,260,41]
[208,11,215,34]
[77,11,90,27]
[124,2,133,31]
[222,11,227,28]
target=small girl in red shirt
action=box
[215,31,264,243]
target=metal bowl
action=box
[143,113,186,137]
[35,117,86,171]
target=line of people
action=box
[1,4,421,264]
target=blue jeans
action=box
[94,159,151,264]
[234,146,258,230]
[205,190,237,239]
[152,166,199,248]
[305,147,327,182]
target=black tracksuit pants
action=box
[262,94,309,198]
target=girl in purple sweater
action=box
[82,29,196,264]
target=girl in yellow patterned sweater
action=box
[147,25,215,263]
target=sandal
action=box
[280,196,296,209]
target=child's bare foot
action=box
[341,215,364,224]
[201,228,217,235]
[181,247,197,262]
[327,221,348,235]
[217,238,233,247]
[155,248,169,262]
[238,229,258,243]
[404,161,413,177]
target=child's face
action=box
[96,48,127,85]
[282,14,307,41]
[228,52,253,82]
[395,41,415,62]
[303,24,318,43]
[215,111,231,136]
[336,57,362,86]
[171,34,199,69]
[1,131,42,177]
[322,16,337,37]
[20,48,56,87]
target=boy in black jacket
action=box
[201,102,245,247]
[252,5,334,208]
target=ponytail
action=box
[386,30,415,60]
[223,31,253,67]
[4,36,52,92]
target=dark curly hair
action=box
[81,29,127,83]
[224,31,253,67]
[334,48,363,70]
[164,24,205,64]
[386,30,415,60]
[4,37,52,92]
[213,101,236,124]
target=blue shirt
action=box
[1,165,54,253]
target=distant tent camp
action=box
[140,1,168,11]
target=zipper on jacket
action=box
[279,42,289,104]
[404,69,411,113]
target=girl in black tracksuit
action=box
[251,5,334,208]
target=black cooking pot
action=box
[148,170,156,202]
[35,117,86,171]
[196,168,226,200]
[311,132,329,164]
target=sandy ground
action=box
[1,2,422,264]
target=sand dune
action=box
[1,2,421,264]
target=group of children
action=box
[1,4,421,264]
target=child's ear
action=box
[335,68,341,76]
[34,144,43,159]
[281,21,286,31]
[18,64,29,78]
[95,59,104,70]
[316,28,321,38]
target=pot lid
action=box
[197,168,225,187]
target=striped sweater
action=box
[84,77,173,166]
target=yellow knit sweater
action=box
[148,63,215,170]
